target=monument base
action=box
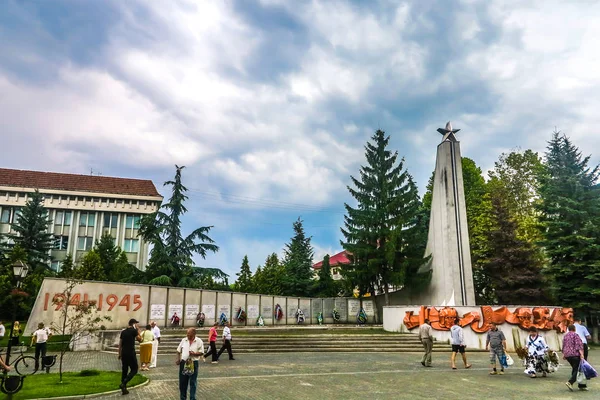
[383,305,574,351]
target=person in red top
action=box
[562,324,587,392]
[203,322,219,364]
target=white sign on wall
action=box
[186,304,199,320]
[169,304,183,318]
[219,305,231,319]
[247,305,259,319]
[202,304,215,319]
[150,304,166,320]
[348,299,360,317]
[363,301,375,316]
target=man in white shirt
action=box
[450,318,471,369]
[177,328,203,400]
[217,322,235,361]
[150,321,161,368]
[574,318,592,360]
[0,321,5,339]
[31,322,51,371]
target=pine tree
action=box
[235,255,253,292]
[74,250,107,281]
[3,190,54,267]
[282,218,314,297]
[94,233,121,279]
[58,254,74,278]
[341,129,425,304]
[538,132,600,312]
[485,190,549,304]
[139,165,222,286]
[314,254,338,297]
[259,253,285,295]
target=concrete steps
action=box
[103,327,463,354]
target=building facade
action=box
[0,168,162,272]
[312,250,349,281]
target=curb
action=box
[28,376,150,400]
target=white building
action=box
[0,168,162,271]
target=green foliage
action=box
[281,218,315,297]
[74,250,106,281]
[139,165,224,287]
[58,254,74,278]
[538,132,600,312]
[314,254,339,297]
[485,189,549,305]
[235,255,253,292]
[341,129,426,304]
[252,253,285,295]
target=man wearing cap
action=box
[118,318,142,395]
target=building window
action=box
[79,212,95,227]
[55,211,64,225]
[54,235,69,250]
[1,208,10,223]
[125,215,140,229]
[50,261,62,272]
[77,236,93,251]
[103,213,118,229]
[124,239,139,252]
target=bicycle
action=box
[0,342,38,376]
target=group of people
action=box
[0,320,52,372]
[118,319,235,398]
[418,317,593,392]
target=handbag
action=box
[577,370,587,385]
[506,354,514,366]
[182,358,195,376]
[500,354,508,368]
[580,359,598,379]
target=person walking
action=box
[177,328,204,400]
[450,318,471,370]
[139,324,154,371]
[118,318,142,395]
[486,323,507,375]
[418,319,433,367]
[574,317,592,361]
[0,321,5,340]
[203,323,219,364]
[150,321,161,368]
[563,324,587,392]
[524,326,550,378]
[31,322,51,370]
[217,322,235,361]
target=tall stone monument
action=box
[421,122,476,306]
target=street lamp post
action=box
[5,260,29,367]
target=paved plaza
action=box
[43,349,598,399]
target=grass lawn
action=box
[0,322,71,353]
[9,370,147,399]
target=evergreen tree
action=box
[74,250,107,281]
[3,190,54,267]
[58,254,74,278]
[341,129,425,304]
[255,253,285,295]
[94,233,121,279]
[314,254,338,297]
[282,218,314,297]
[538,132,600,312]
[485,191,549,304]
[235,255,253,292]
[139,165,222,286]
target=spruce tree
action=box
[94,233,121,279]
[538,132,600,312]
[314,254,338,297]
[341,129,424,304]
[235,255,253,292]
[282,218,314,297]
[58,254,74,278]
[485,191,549,304]
[4,190,54,267]
[74,250,107,281]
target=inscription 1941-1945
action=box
[43,292,143,312]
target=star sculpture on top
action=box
[437,121,460,142]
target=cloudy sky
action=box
[2,0,600,280]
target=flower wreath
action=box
[274,304,284,320]
[332,308,340,322]
[219,312,228,326]
[357,308,367,325]
[236,307,247,322]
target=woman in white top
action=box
[139,324,155,371]
[524,326,549,378]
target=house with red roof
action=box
[312,250,351,281]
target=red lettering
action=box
[53,294,66,311]
[98,294,103,311]
[133,295,142,312]
[119,295,131,311]
[44,293,50,311]
[69,294,81,306]
[106,294,118,311]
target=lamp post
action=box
[5,260,29,366]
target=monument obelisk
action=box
[421,122,476,306]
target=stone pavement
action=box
[48,349,597,399]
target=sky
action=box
[2,0,600,280]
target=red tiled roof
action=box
[313,250,351,270]
[0,168,162,197]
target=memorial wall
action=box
[26,278,377,331]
